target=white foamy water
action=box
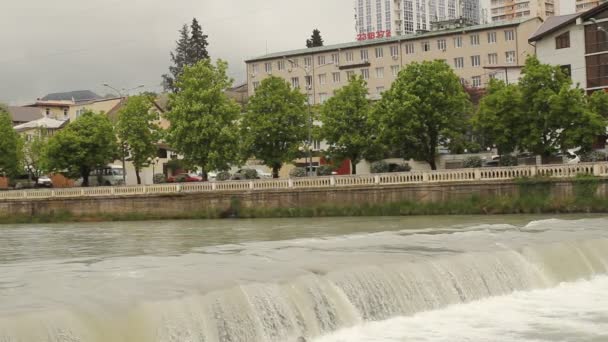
[0,215,607,341]
[315,276,608,342]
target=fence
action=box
[0,163,607,201]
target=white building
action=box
[354,0,481,38]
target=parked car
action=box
[167,173,203,183]
[36,175,53,188]
[232,169,272,180]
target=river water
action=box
[0,215,607,341]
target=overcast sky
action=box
[1,0,574,105]
[0,0,354,105]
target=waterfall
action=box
[2,237,606,342]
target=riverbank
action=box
[1,177,607,224]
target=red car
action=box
[167,173,203,183]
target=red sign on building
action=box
[356,30,392,41]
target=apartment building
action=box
[577,0,600,12]
[246,18,541,104]
[25,90,122,122]
[490,0,559,22]
[530,1,608,92]
[354,0,481,37]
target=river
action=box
[0,215,607,341]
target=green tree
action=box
[117,96,162,185]
[473,79,523,155]
[320,76,377,174]
[588,90,608,119]
[242,76,307,178]
[374,60,470,170]
[162,18,210,93]
[23,129,49,182]
[306,29,324,48]
[44,111,118,187]
[0,107,22,177]
[165,59,241,174]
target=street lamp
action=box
[287,59,335,176]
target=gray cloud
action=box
[0,0,353,104]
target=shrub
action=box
[153,173,166,184]
[391,163,412,172]
[371,161,389,174]
[463,156,483,168]
[289,167,307,178]
[175,174,187,183]
[215,171,231,181]
[499,155,518,167]
[580,150,607,162]
[241,169,259,180]
[317,165,334,176]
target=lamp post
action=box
[287,59,334,176]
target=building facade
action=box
[354,0,481,37]
[490,0,559,22]
[530,2,608,92]
[246,18,540,105]
[577,0,600,13]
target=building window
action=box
[505,30,515,41]
[505,51,516,64]
[45,108,50,116]
[277,60,285,71]
[345,51,354,62]
[319,93,329,104]
[561,64,572,78]
[376,86,385,94]
[313,140,322,150]
[488,53,498,65]
[304,57,312,67]
[346,70,356,80]
[375,47,384,58]
[318,73,327,85]
[405,43,415,54]
[331,53,340,65]
[391,65,400,76]
[454,57,464,69]
[585,23,608,54]
[454,36,462,48]
[290,59,299,67]
[556,31,570,49]
[264,62,272,73]
[422,41,431,52]
[252,64,259,74]
[63,108,68,118]
[437,39,447,51]
[376,67,384,78]
[488,32,497,44]
[291,77,300,89]
[361,49,369,61]
[253,81,260,90]
[470,34,480,46]
[305,75,313,89]
[471,55,481,67]
[586,54,608,88]
[390,45,399,57]
[472,76,482,88]
[361,68,370,79]
[329,72,339,83]
[318,56,326,65]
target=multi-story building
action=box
[530,1,608,92]
[354,0,481,37]
[246,18,541,105]
[490,0,559,22]
[576,0,600,12]
[25,90,123,122]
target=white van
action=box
[77,165,125,186]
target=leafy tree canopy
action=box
[242,76,308,178]
[306,29,324,48]
[374,60,471,170]
[165,59,241,173]
[117,96,162,184]
[0,107,23,177]
[320,76,379,174]
[44,111,118,186]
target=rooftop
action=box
[246,18,536,63]
[6,106,43,124]
[13,116,68,132]
[529,1,608,42]
[40,90,102,103]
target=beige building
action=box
[245,18,541,105]
[25,90,122,122]
[490,0,559,22]
[576,0,600,12]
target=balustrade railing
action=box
[0,162,606,200]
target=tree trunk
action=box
[272,165,280,179]
[81,168,90,187]
[428,158,438,171]
[135,167,141,185]
[351,160,357,175]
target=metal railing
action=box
[0,163,607,201]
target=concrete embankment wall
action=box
[1,179,607,223]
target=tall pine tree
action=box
[306,29,324,48]
[162,18,210,93]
